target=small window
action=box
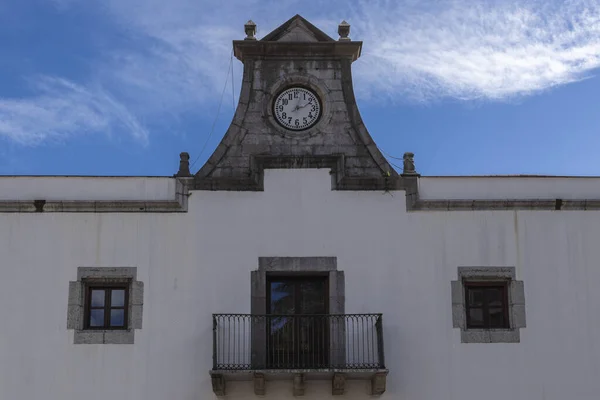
[464,282,509,329]
[84,285,129,330]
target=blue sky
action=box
[1,0,600,176]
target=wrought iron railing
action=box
[212,314,385,370]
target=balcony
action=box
[210,314,388,396]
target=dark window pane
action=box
[91,289,105,307]
[110,309,125,327]
[488,307,506,328]
[111,290,125,307]
[270,282,295,315]
[468,308,484,326]
[299,280,326,314]
[89,309,104,327]
[467,288,483,306]
[486,288,504,307]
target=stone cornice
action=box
[0,178,190,213]
[233,40,362,62]
[402,175,600,211]
[190,154,402,191]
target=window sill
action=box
[461,328,520,343]
[74,329,134,344]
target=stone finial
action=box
[244,20,257,40]
[176,152,191,177]
[338,20,350,41]
[402,152,417,175]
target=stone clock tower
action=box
[189,15,403,191]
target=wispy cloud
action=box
[2,0,600,145]
[99,0,600,103]
[0,76,148,145]
[351,0,600,101]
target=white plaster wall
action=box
[0,176,175,200]
[419,176,600,199]
[1,169,600,400]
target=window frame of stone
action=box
[451,267,526,344]
[67,267,144,344]
[83,283,130,330]
[250,257,345,368]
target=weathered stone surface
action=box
[74,331,103,345]
[104,330,135,344]
[452,267,526,343]
[332,373,345,395]
[193,16,398,192]
[211,374,226,396]
[293,374,305,396]
[254,373,266,395]
[371,372,387,395]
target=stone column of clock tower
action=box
[191,14,400,191]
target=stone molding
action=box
[0,178,190,213]
[451,267,526,344]
[403,174,600,211]
[192,154,403,191]
[67,267,144,344]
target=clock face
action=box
[273,87,321,131]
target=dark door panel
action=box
[267,276,328,368]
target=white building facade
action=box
[2,15,600,400]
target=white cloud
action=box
[3,0,600,144]
[94,0,600,105]
[0,77,148,145]
[350,0,600,101]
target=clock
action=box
[273,87,321,131]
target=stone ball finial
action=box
[176,152,191,177]
[402,152,416,175]
[244,20,257,40]
[338,20,350,41]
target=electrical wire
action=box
[378,145,405,161]
[190,49,235,171]
[231,54,235,110]
[377,145,404,171]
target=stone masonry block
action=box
[461,330,490,344]
[131,281,144,305]
[511,281,526,305]
[452,304,465,329]
[77,267,137,280]
[488,329,520,343]
[451,281,463,304]
[511,304,527,328]
[457,267,515,280]
[104,330,135,344]
[66,304,81,330]
[68,281,82,305]
[254,373,266,396]
[131,305,144,329]
[74,331,104,345]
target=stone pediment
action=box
[190,17,402,192]
[260,14,334,42]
